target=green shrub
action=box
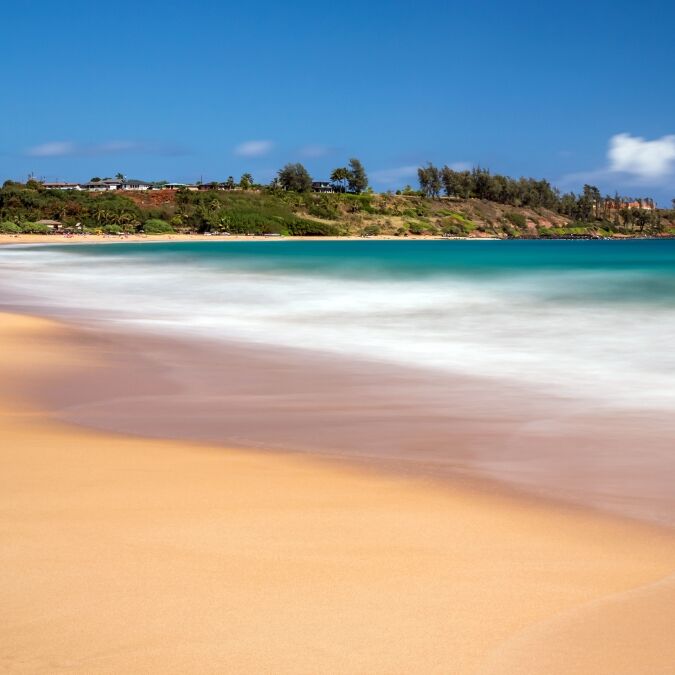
[407,222,425,235]
[441,223,465,236]
[20,222,51,234]
[504,212,526,228]
[142,219,174,234]
[306,198,340,220]
[286,219,339,236]
[361,224,381,236]
[0,221,20,233]
[102,224,122,234]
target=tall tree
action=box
[277,163,312,192]
[418,163,441,198]
[239,173,253,190]
[347,158,368,194]
[224,176,236,190]
[582,184,602,218]
[330,167,350,193]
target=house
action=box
[41,182,82,191]
[312,181,334,193]
[35,219,63,230]
[119,179,151,191]
[82,179,122,191]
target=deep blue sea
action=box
[2,239,674,409]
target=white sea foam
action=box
[1,245,674,410]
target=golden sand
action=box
[0,233,495,246]
[1,313,674,673]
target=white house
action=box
[82,179,122,191]
[312,181,334,193]
[119,179,151,191]
[41,182,82,191]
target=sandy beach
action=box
[0,233,499,247]
[2,311,675,674]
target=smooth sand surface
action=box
[2,313,675,673]
[0,233,495,246]
[44,329,675,528]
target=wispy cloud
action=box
[234,140,274,158]
[26,141,77,157]
[371,165,419,185]
[25,140,188,158]
[298,144,331,158]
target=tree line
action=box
[273,158,368,194]
[416,164,662,226]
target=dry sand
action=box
[0,233,494,246]
[1,312,675,673]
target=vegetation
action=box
[142,219,174,234]
[277,163,313,193]
[0,162,672,239]
[347,158,368,194]
[0,220,20,233]
[20,222,51,234]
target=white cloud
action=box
[371,165,419,184]
[234,140,274,158]
[607,133,675,179]
[560,133,675,190]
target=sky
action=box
[2,0,675,203]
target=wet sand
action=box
[2,312,675,673]
[35,323,675,528]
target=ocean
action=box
[1,239,674,411]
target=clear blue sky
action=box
[3,0,675,202]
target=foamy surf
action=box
[1,239,674,410]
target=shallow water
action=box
[1,239,674,410]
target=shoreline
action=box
[27,313,675,531]
[0,233,502,246]
[3,234,670,247]
[2,311,675,673]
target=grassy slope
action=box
[72,189,675,238]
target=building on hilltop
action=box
[82,178,152,191]
[119,179,151,191]
[41,182,82,191]
[312,181,334,193]
[82,179,122,191]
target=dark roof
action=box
[83,179,121,186]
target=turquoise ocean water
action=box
[1,240,674,409]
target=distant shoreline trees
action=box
[416,164,661,228]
